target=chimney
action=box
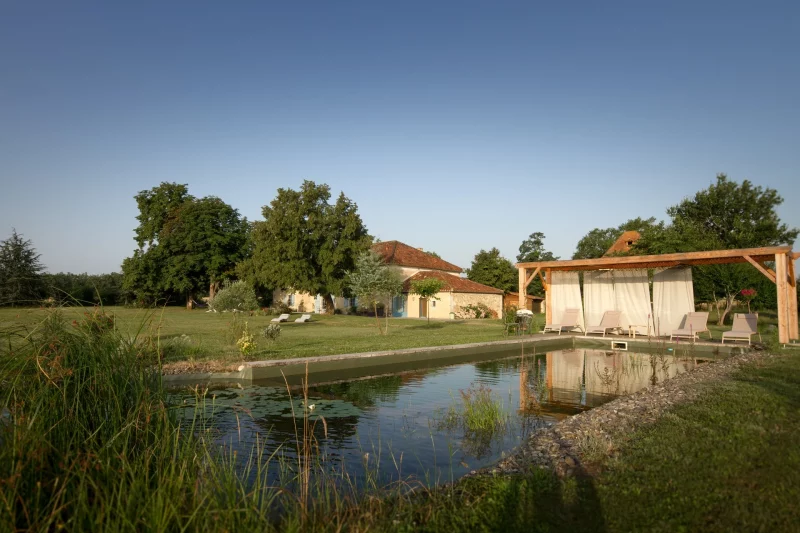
[417,247,424,251]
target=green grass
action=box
[0,306,524,367]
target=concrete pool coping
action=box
[162,333,749,386]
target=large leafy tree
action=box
[466,248,517,294]
[0,229,45,306]
[346,251,404,334]
[516,232,559,296]
[122,183,249,308]
[240,181,371,313]
[636,174,798,325]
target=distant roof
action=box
[402,271,503,294]
[605,231,641,256]
[371,240,463,273]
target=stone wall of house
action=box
[272,289,316,313]
[452,292,503,319]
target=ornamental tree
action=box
[466,248,516,294]
[410,277,445,325]
[346,251,404,334]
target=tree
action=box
[410,277,445,325]
[516,232,559,296]
[122,184,249,308]
[466,248,517,293]
[637,174,798,325]
[346,251,404,334]
[0,229,45,306]
[239,181,371,313]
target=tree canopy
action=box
[516,232,559,296]
[122,183,249,307]
[410,277,445,324]
[466,248,517,294]
[0,229,45,306]
[240,181,371,312]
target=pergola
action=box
[516,246,799,344]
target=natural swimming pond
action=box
[169,347,711,487]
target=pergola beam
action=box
[744,255,776,284]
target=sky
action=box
[1,1,799,274]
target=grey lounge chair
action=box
[721,313,761,345]
[585,311,623,337]
[271,313,290,323]
[670,312,711,341]
[541,308,583,335]
[294,314,312,323]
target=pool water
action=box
[169,348,706,486]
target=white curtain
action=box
[550,271,585,331]
[583,271,616,327]
[652,267,695,336]
[614,269,655,336]
[550,349,584,404]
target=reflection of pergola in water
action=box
[516,246,799,344]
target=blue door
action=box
[392,295,407,317]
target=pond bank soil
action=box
[481,350,782,479]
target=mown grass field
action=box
[0,306,524,366]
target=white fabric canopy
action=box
[550,271,585,331]
[583,271,616,327]
[614,269,655,336]
[652,267,695,336]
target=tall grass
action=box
[0,307,433,531]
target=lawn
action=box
[0,306,524,366]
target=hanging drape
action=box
[549,349,584,404]
[652,267,695,335]
[614,269,655,336]
[550,271,585,331]
[583,271,616,327]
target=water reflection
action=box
[169,348,708,487]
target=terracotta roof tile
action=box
[605,231,641,255]
[371,240,462,272]
[402,271,503,294]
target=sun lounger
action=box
[721,313,761,345]
[271,313,290,323]
[670,312,711,341]
[294,314,312,323]
[585,310,622,337]
[541,308,583,335]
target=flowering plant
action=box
[740,288,757,313]
[236,322,257,356]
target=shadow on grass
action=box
[405,323,450,330]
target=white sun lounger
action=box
[294,314,312,323]
[585,310,623,337]
[541,308,583,335]
[721,313,761,345]
[271,313,290,323]
[670,312,711,341]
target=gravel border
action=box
[476,350,782,478]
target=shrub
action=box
[262,323,281,343]
[458,303,496,319]
[236,322,257,356]
[210,280,259,313]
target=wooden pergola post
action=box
[789,255,798,341]
[776,253,790,344]
[518,267,527,310]
[544,268,552,325]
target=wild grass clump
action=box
[438,383,509,458]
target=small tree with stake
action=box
[346,251,404,335]
[410,277,445,325]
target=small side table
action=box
[628,325,650,339]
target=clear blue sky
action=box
[1,1,798,274]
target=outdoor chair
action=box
[271,313,290,323]
[585,311,623,337]
[670,312,712,341]
[294,314,312,323]
[721,313,761,345]
[541,308,583,335]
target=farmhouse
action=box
[274,240,504,318]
